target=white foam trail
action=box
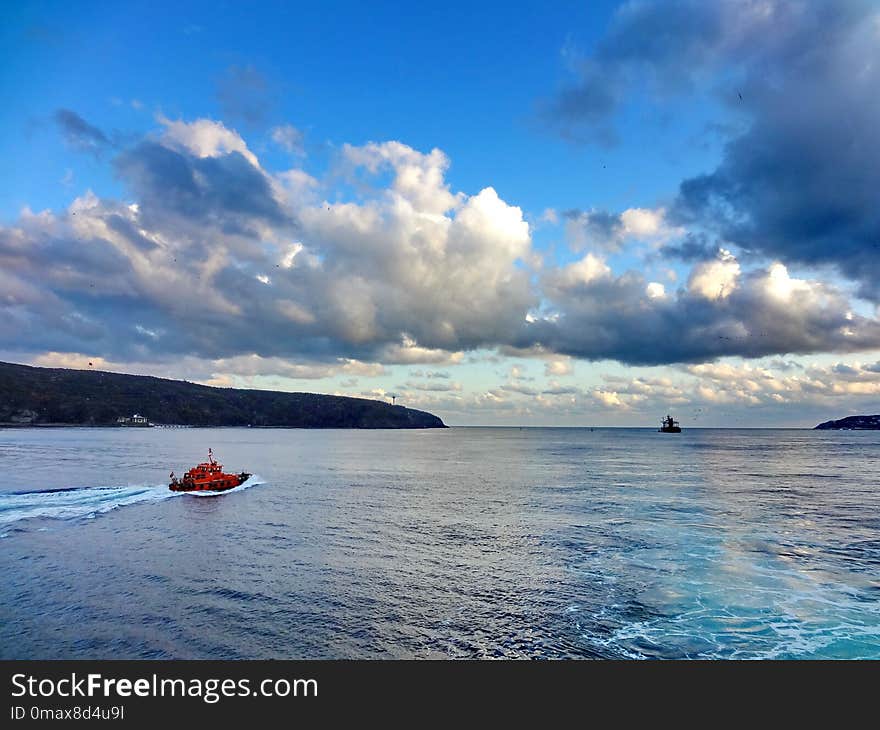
[0,484,178,527]
[0,476,266,526]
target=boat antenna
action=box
[208,447,214,464]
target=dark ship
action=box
[659,415,681,433]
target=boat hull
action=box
[169,473,251,493]
[659,427,682,433]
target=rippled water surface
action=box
[1,426,878,659]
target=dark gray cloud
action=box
[657,233,719,262]
[546,1,880,302]
[524,256,880,366]
[543,0,757,143]
[54,109,111,155]
[673,2,880,299]
[831,363,861,377]
[563,208,622,249]
[115,140,292,235]
[767,359,803,372]
[546,1,857,137]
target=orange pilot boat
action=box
[169,448,251,493]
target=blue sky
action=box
[1,0,724,218]
[3,0,880,426]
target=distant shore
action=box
[0,360,447,429]
[0,422,445,430]
[814,415,880,430]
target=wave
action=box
[0,476,265,529]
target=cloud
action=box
[685,359,880,402]
[556,252,611,286]
[563,209,621,250]
[581,358,880,419]
[377,338,464,366]
[28,351,385,385]
[500,382,539,396]
[672,1,880,300]
[530,249,880,365]
[508,365,529,380]
[156,115,260,167]
[657,233,720,262]
[544,359,573,377]
[5,114,880,374]
[539,208,559,225]
[592,389,626,409]
[204,354,386,380]
[116,118,288,237]
[409,369,451,379]
[33,352,110,370]
[542,0,800,144]
[546,0,880,301]
[271,124,304,155]
[0,127,534,367]
[215,64,275,127]
[539,0,880,318]
[411,353,880,425]
[402,380,462,392]
[53,109,111,156]
[687,248,740,300]
[340,141,463,215]
[563,207,673,252]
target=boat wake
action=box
[0,476,266,530]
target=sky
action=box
[2,0,880,426]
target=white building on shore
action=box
[116,414,151,427]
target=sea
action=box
[1,426,878,659]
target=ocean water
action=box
[1,426,878,660]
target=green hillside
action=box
[0,361,446,429]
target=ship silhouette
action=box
[659,415,681,433]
